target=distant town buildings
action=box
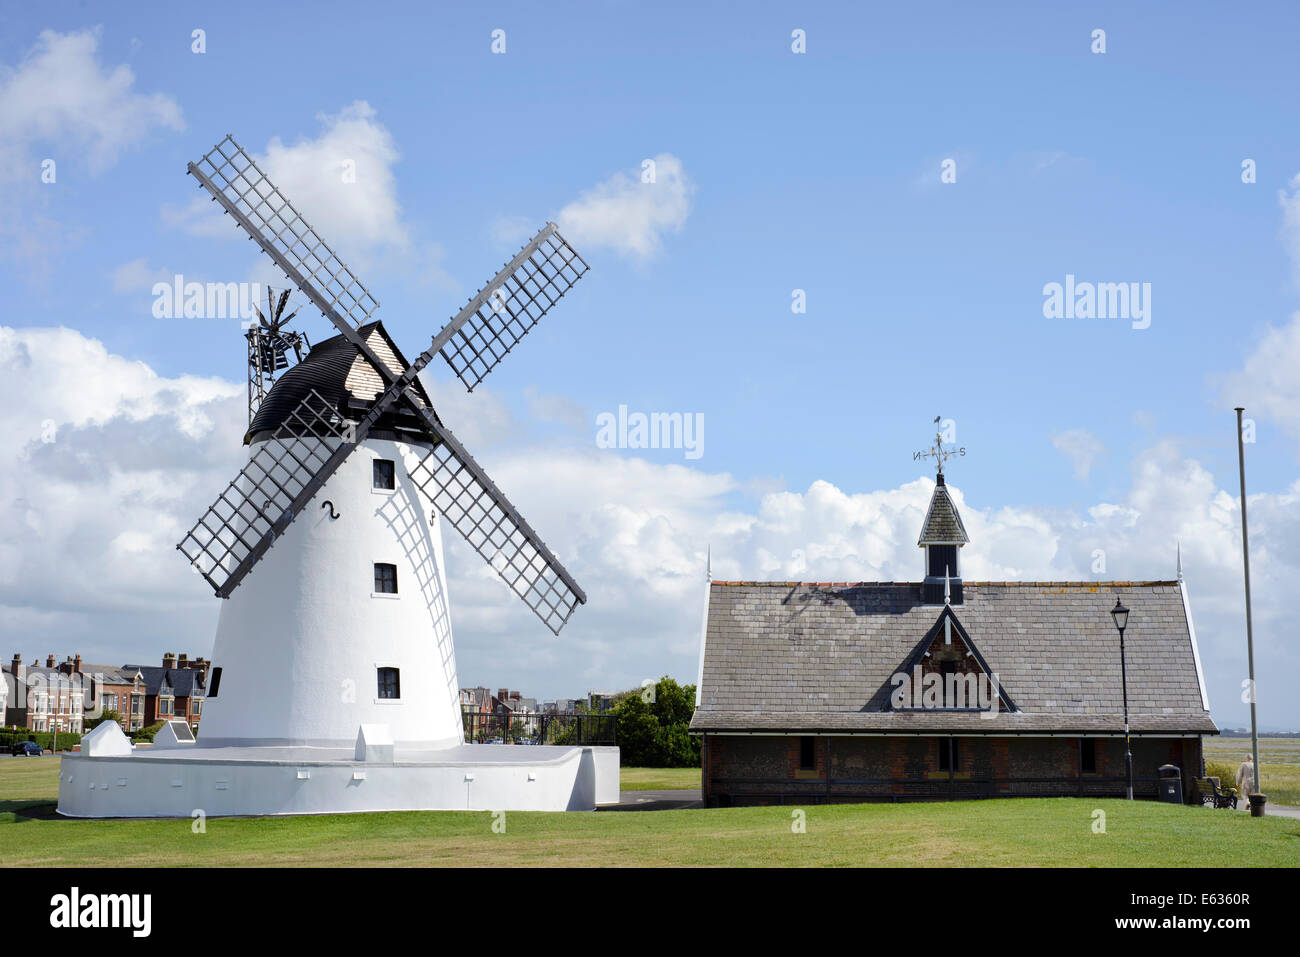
[4,652,209,735]
[4,648,609,740]
[458,687,617,716]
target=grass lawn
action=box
[2,757,1296,867]
[619,766,700,791]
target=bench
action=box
[1195,777,1237,809]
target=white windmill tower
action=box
[58,135,614,817]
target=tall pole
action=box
[1119,625,1133,800]
[1234,408,1261,795]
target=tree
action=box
[84,710,123,732]
[612,676,701,767]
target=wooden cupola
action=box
[918,471,969,604]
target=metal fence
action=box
[461,709,616,746]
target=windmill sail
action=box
[409,421,586,636]
[177,388,351,596]
[434,223,588,393]
[188,136,380,333]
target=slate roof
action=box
[690,580,1215,735]
[127,667,207,698]
[79,664,140,686]
[9,667,83,692]
[917,478,969,545]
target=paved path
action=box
[599,789,702,811]
[1231,801,1300,820]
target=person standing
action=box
[1235,754,1256,805]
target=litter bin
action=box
[1248,793,1267,817]
[1157,764,1183,804]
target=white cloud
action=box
[0,326,243,659]
[260,102,405,254]
[0,29,183,281]
[556,153,693,261]
[1219,312,1300,445]
[110,258,171,294]
[488,215,535,249]
[523,386,587,431]
[1279,173,1300,290]
[1214,171,1300,445]
[421,376,520,450]
[0,28,183,178]
[1052,428,1106,480]
[164,101,452,292]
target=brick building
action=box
[5,653,200,734]
[79,663,146,732]
[128,653,209,729]
[459,686,492,714]
[5,654,91,734]
[690,470,1217,806]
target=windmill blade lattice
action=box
[178,389,350,596]
[410,432,585,635]
[437,225,588,393]
[189,136,380,330]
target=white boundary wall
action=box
[57,744,620,817]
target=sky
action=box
[1,1,1298,729]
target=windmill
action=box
[246,288,308,425]
[174,135,590,753]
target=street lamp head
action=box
[1111,597,1130,633]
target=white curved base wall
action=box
[57,744,620,817]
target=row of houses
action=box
[2,652,209,736]
[0,656,610,739]
[458,687,617,718]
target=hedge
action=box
[131,721,166,743]
[0,728,83,752]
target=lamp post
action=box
[1111,597,1133,800]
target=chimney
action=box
[162,652,176,669]
[179,653,189,667]
[73,654,82,673]
[497,688,508,700]
[46,653,55,668]
[9,654,19,677]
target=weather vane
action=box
[912,415,966,477]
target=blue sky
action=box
[3,2,1299,728]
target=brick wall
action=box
[703,734,1208,807]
